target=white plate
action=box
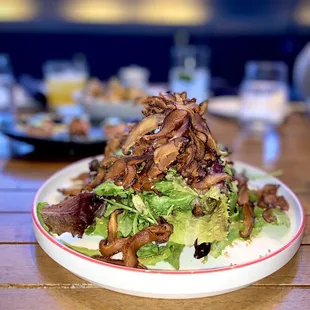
[32,157,305,299]
[208,96,241,118]
[74,90,143,120]
[208,96,293,120]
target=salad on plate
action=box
[37,92,290,270]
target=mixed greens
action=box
[38,92,291,270]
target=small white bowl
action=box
[74,90,143,121]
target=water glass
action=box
[239,61,289,131]
[169,45,210,103]
[43,60,88,110]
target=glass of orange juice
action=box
[43,60,88,110]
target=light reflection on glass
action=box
[263,129,281,168]
[231,126,281,170]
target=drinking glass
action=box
[169,45,210,103]
[239,61,289,132]
[0,54,14,112]
[43,60,88,109]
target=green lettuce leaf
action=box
[249,190,258,203]
[137,241,185,269]
[208,207,291,259]
[272,208,290,228]
[138,243,171,266]
[137,242,159,257]
[251,207,266,236]
[60,240,100,256]
[103,199,136,216]
[139,173,198,217]
[142,191,194,218]
[105,204,123,217]
[165,195,229,246]
[208,222,240,259]
[200,185,221,201]
[36,202,49,231]
[94,181,133,198]
[85,217,108,238]
[85,211,135,238]
[155,176,197,197]
[132,195,148,214]
[252,207,290,237]
[223,164,235,176]
[164,242,185,270]
[117,211,134,237]
[144,194,174,217]
[226,180,238,217]
[154,172,197,209]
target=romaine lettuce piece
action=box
[165,195,229,246]
[61,240,100,257]
[164,242,185,270]
[94,181,133,198]
[137,241,185,269]
[138,245,171,266]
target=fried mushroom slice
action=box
[189,129,205,161]
[104,159,127,181]
[199,100,208,115]
[192,204,205,217]
[144,110,188,140]
[99,237,130,257]
[108,210,123,243]
[122,223,173,268]
[84,168,105,191]
[153,137,188,171]
[240,202,255,238]
[58,187,82,196]
[193,173,231,190]
[262,208,277,223]
[238,183,249,206]
[235,173,249,206]
[104,131,128,157]
[99,209,129,257]
[122,114,165,154]
[122,165,137,189]
[258,184,289,211]
[261,184,280,195]
[72,172,90,184]
[125,154,153,165]
[171,114,190,139]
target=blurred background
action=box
[1,0,310,87]
[0,0,310,156]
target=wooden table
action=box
[1,113,310,310]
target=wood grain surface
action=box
[0,113,309,310]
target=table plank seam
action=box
[0,188,37,192]
[0,242,38,245]
[0,284,94,289]
[0,211,31,214]
[2,283,310,289]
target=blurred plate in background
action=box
[74,90,143,121]
[0,114,107,156]
[208,96,240,118]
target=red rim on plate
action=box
[32,158,306,275]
